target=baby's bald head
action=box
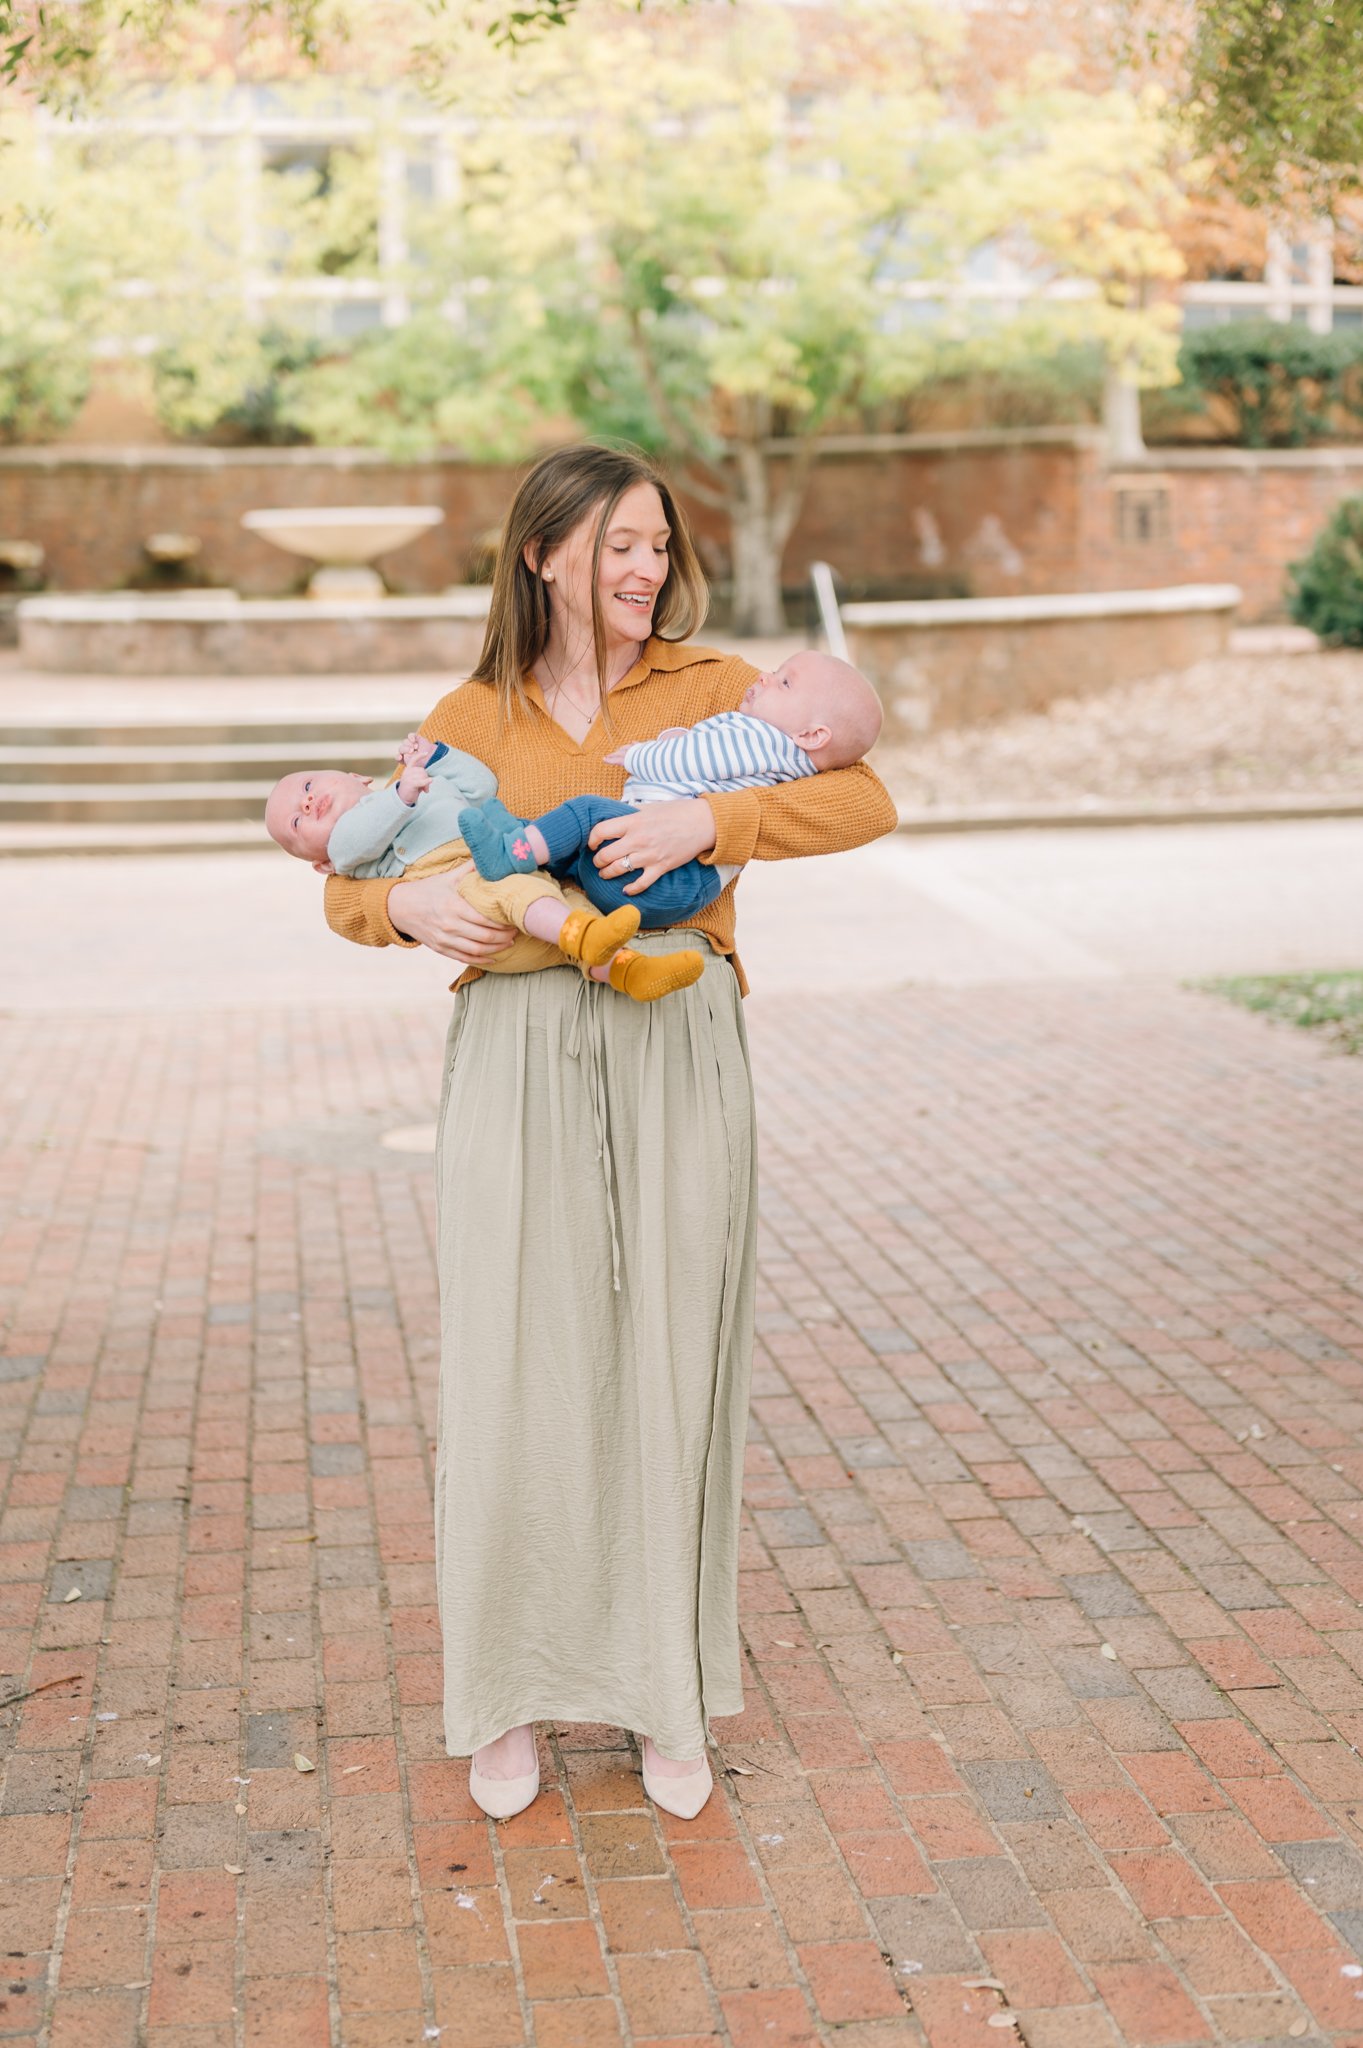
[741,650,883,769]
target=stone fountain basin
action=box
[241,505,444,566]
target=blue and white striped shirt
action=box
[619,713,818,805]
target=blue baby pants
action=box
[534,795,723,927]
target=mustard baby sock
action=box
[556,905,641,968]
[607,947,705,1002]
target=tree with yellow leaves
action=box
[948,68,1202,459]
[364,4,1198,627]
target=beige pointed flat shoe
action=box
[469,1756,539,1819]
[641,1743,713,1820]
[469,1743,540,1820]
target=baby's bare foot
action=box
[474,1723,537,1779]
[642,1734,706,1780]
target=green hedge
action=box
[1288,492,1363,642]
[1175,320,1363,448]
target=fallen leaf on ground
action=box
[1100,1644,1118,1660]
[63,1587,82,1603]
[294,1754,315,1773]
[224,1864,244,1875]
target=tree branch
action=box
[677,466,732,512]
[622,308,730,489]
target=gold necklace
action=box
[548,673,599,722]
[540,643,634,723]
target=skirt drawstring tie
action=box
[566,976,622,1291]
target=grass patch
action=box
[1201,971,1363,1054]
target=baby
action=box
[458,650,884,927]
[264,740,707,1003]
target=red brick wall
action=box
[3,435,1360,620]
[1075,452,1363,619]
[0,450,513,598]
[775,432,1094,599]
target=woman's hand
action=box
[588,797,717,894]
[387,864,517,962]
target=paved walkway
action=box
[5,888,1363,2046]
[6,816,1363,1011]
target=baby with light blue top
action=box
[264,736,711,1004]
[325,739,497,878]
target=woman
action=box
[325,444,896,1819]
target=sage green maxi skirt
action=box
[433,931,758,1761]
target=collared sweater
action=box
[323,635,899,993]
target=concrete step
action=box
[0,715,411,749]
[0,820,272,858]
[0,740,390,785]
[0,780,277,823]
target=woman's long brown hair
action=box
[469,444,709,721]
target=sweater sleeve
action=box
[323,688,491,949]
[325,784,414,875]
[698,661,899,866]
[704,763,899,866]
[426,744,499,805]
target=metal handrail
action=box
[809,560,849,660]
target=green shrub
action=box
[151,323,325,444]
[1176,319,1363,448]
[0,271,92,443]
[1287,493,1363,642]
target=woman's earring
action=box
[542,570,554,583]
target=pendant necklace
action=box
[541,643,633,726]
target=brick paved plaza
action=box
[4,972,1363,2048]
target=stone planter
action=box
[844,583,1242,737]
[16,588,491,676]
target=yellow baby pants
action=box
[401,838,591,974]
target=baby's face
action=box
[740,651,881,767]
[266,769,372,863]
[741,654,837,744]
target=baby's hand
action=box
[396,763,432,804]
[603,747,630,767]
[397,732,436,769]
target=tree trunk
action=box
[726,441,804,637]
[1103,362,1146,463]
[729,510,790,637]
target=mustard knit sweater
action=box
[323,636,899,994]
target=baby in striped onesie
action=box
[459,650,884,928]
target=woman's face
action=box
[537,481,670,653]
